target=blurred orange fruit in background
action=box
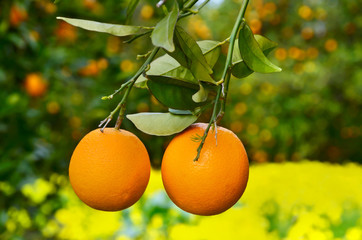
[325,39,338,52]
[10,5,28,27]
[140,5,154,20]
[24,73,47,97]
[55,21,77,42]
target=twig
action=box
[180,0,210,19]
[101,81,132,100]
[124,30,152,44]
[114,47,160,130]
[193,0,250,161]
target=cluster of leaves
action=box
[58,0,280,137]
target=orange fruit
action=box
[24,73,47,97]
[55,21,77,42]
[69,128,151,211]
[140,5,154,20]
[10,5,28,27]
[161,123,249,216]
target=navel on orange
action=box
[69,128,150,211]
[161,123,249,216]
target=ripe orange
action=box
[10,5,28,27]
[161,123,249,216]
[24,73,47,97]
[140,5,154,20]
[69,128,151,211]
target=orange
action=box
[10,5,28,27]
[55,21,77,42]
[325,39,338,52]
[78,60,100,76]
[24,73,47,97]
[69,128,151,211]
[161,123,249,216]
[140,5,154,20]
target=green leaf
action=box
[198,40,221,68]
[127,112,197,136]
[151,4,179,52]
[126,0,140,24]
[147,75,205,110]
[232,35,278,78]
[233,36,277,63]
[168,26,216,84]
[135,54,196,88]
[174,26,213,74]
[231,61,253,79]
[238,22,281,73]
[192,84,209,103]
[254,35,278,56]
[135,40,221,88]
[56,17,143,37]
[176,0,184,8]
[168,109,193,115]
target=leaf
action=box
[231,61,253,79]
[176,0,184,8]
[135,54,196,88]
[238,22,281,73]
[232,35,278,78]
[192,84,209,103]
[233,36,277,63]
[151,4,179,52]
[126,0,140,24]
[168,109,193,115]
[147,75,205,110]
[254,35,278,56]
[168,26,216,84]
[198,40,221,68]
[56,17,143,37]
[127,112,197,136]
[176,26,213,72]
[135,40,221,88]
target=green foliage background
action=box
[0,0,361,239]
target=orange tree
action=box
[59,0,281,214]
[58,0,280,156]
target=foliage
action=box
[1,161,361,239]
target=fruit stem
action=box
[101,81,132,100]
[193,84,222,161]
[193,0,249,161]
[114,47,160,130]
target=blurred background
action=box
[0,0,361,239]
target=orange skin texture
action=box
[24,73,47,97]
[162,123,249,216]
[69,128,151,211]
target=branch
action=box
[114,47,160,129]
[193,0,250,161]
